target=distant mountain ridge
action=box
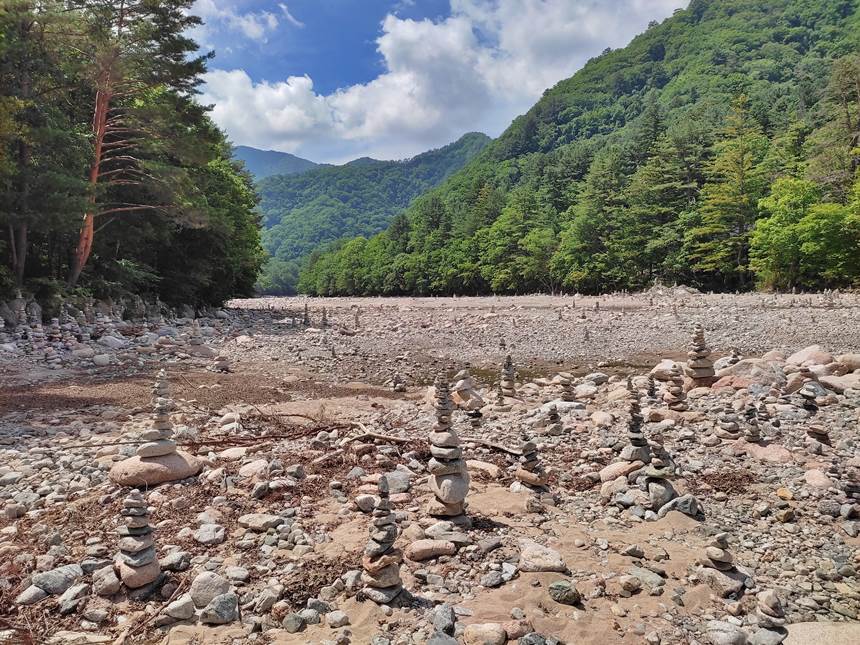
[254,132,492,294]
[232,145,320,180]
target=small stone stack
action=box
[29,320,46,354]
[320,307,328,328]
[842,467,860,519]
[390,372,406,393]
[687,324,715,384]
[116,489,161,588]
[714,401,741,440]
[743,401,762,443]
[137,397,177,459]
[558,373,576,402]
[699,532,735,572]
[188,320,204,347]
[500,354,517,398]
[302,302,310,326]
[361,477,403,604]
[726,348,741,367]
[211,354,231,372]
[645,374,658,404]
[427,375,470,525]
[515,433,548,512]
[620,393,651,463]
[753,589,788,644]
[544,404,563,436]
[663,365,688,411]
[797,373,820,415]
[0,318,9,344]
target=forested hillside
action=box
[256,132,491,294]
[0,1,264,308]
[232,146,319,180]
[300,0,860,296]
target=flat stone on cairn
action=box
[663,365,688,411]
[686,323,715,385]
[110,384,201,487]
[361,476,403,604]
[426,375,470,524]
[500,354,517,398]
[116,489,161,588]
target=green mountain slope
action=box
[232,145,319,180]
[257,132,491,294]
[300,0,860,296]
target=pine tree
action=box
[66,0,209,287]
[684,96,769,289]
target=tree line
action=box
[299,0,860,296]
[0,1,264,308]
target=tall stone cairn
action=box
[500,354,516,397]
[620,388,651,463]
[427,375,470,522]
[663,365,688,411]
[137,397,177,458]
[116,489,161,588]
[361,476,403,604]
[687,324,715,384]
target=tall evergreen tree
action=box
[684,96,770,289]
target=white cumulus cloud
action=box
[200,0,687,163]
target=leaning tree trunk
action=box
[68,82,110,288]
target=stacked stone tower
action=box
[427,375,470,525]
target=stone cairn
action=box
[361,476,403,604]
[390,372,406,393]
[515,432,549,512]
[544,404,563,436]
[116,489,161,588]
[687,324,715,385]
[188,319,203,347]
[137,397,177,459]
[427,375,470,525]
[151,369,169,407]
[714,401,742,441]
[302,302,310,326]
[500,354,517,398]
[663,365,688,411]
[320,307,328,328]
[743,400,762,443]
[558,373,576,402]
[698,532,735,573]
[0,318,9,344]
[797,372,820,415]
[620,391,651,464]
[211,354,231,372]
[753,589,788,644]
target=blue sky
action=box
[195,1,688,164]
